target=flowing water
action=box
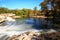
[0,18,55,40]
[0,18,43,40]
[0,18,52,31]
[0,19,34,31]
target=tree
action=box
[40,0,60,25]
[0,7,9,13]
[33,7,38,16]
[21,8,28,15]
[14,9,22,16]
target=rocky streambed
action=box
[6,30,60,40]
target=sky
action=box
[0,0,43,10]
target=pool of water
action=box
[0,18,53,31]
[0,18,54,40]
[0,19,34,31]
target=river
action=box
[0,18,52,31]
[0,18,56,40]
[0,18,35,31]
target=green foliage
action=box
[40,0,60,24]
[0,7,9,13]
[22,8,28,15]
[0,7,41,18]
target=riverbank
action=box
[1,29,60,40]
[14,15,53,19]
[14,16,22,18]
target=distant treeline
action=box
[0,7,42,17]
